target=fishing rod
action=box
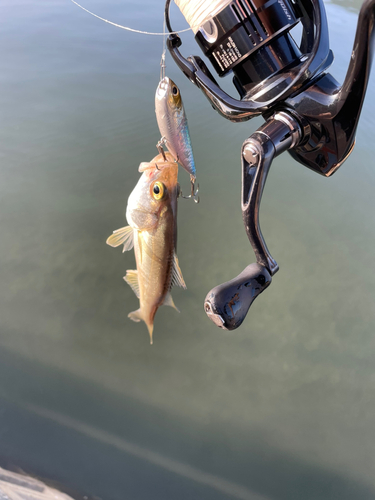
[165,0,375,330]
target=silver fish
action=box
[155,76,196,180]
[106,152,186,344]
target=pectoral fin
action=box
[163,292,180,312]
[171,253,187,289]
[106,226,134,252]
[124,270,140,298]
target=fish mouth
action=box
[156,77,170,99]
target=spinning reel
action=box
[166,0,375,330]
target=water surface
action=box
[0,1,375,499]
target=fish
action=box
[155,76,196,180]
[106,152,186,344]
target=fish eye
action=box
[152,181,165,200]
[172,86,179,96]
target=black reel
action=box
[166,0,375,330]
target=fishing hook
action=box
[156,137,167,161]
[178,177,199,203]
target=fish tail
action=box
[128,309,154,345]
[147,323,154,345]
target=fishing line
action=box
[174,0,231,33]
[70,0,192,36]
[160,14,167,80]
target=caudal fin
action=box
[128,309,154,345]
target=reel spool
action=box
[165,0,333,120]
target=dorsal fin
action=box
[124,270,140,298]
[106,226,134,252]
[171,253,187,289]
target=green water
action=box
[0,1,375,499]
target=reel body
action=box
[166,0,375,329]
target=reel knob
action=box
[204,263,272,330]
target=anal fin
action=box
[171,253,187,289]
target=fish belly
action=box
[135,218,174,326]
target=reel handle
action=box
[204,264,272,330]
[205,112,300,330]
